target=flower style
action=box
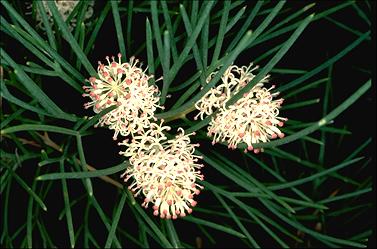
[195,64,287,153]
[82,54,163,140]
[33,0,94,30]
[119,121,204,219]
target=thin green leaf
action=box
[105,191,127,248]
[225,6,247,33]
[261,199,366,247]
[168,70,202,93]
[211,1,231,64]
[1,82,52,118]
[319,187,372,204]
[163,30,171,69]
[4,166,47,211]
[226,0,264,52]
[213,192,258,246]
[60,160,75,248]
[160,1,215,104]
[1,49,76,121]
[183,216,247,239]
[76,135,93,196]
[160,1,178,62]
[134,204,173,247]
[284,78,328,99]
[208,150,296,213]
[36,163,127,181]
[1,124,79,136]
[250,79,371,149]
[110,1,126,58]
[126,0,134,51]
[200,16,209,69]
[90,197,122,247]
[228,13,313,106]
[281,98,320,110]
[269,157,364,190]
[165,220,181,248]
[179,4,204,76]
[277,32,370,92]
[145,18,155,84]
[150,1,167,74]
[84,2,111,55]
[46,1,96,76]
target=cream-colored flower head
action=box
[119,121,204,219]
[82,54,163,140]
[34,0,94,30]
[195,63,287,153]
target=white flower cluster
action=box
[83,54,203,219]
[195,64,287,153]
[83,54,163,140]
[119,121,204,219]
[34,0,94,30]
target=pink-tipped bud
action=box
[247,145,253,151]
[278,133,285,138]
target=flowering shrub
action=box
[1,1,372,248]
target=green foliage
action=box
[0,1,373,248]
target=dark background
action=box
[1,0,375,248]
